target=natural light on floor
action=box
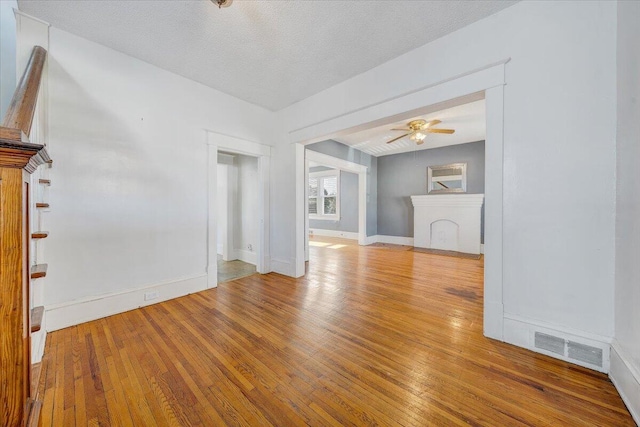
[309,241,331,247]
[309,240,348,249]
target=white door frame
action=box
[206,131,271,289]
[291,60,508,341]
[216,155,236,261]
[304,150,368,261]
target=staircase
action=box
[0,45,51,427]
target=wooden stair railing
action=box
[0,45,50,427]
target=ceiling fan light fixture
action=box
[411,132,427,142]
[213,0,233,8]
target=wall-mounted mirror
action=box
[427,163,467,194]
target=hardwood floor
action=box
[37,237,634,426]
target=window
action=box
[309,170,340,220]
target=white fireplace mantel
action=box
[411,194,484,254]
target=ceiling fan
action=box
[386,119,455,145]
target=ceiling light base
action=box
[213,0,233,8]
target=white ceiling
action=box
[18,0,517,111]
[334,100,485,157]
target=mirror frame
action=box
[427,162,467,194]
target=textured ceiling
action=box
[18,0,517,111]
[334,100,485,157]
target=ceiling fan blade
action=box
[390,128,411,131]
[386,132,412,144]
[426,128,455,134]
[423,120,441,129]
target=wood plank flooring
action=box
[37,237,634,426]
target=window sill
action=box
[310,215,339,221]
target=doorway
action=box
[206,131,271,289]
[216,152,258,283]
[292,62,506,341]
[303,148,368,264]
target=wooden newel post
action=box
[0,45,49,427]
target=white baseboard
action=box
[31,326,47,364]
[363,235,484,252]
[363,235,378,245]
[503,314,611,373]
[374,235,415,246]
[236,249,257,265]
[310,228,359,240]
[46,274,208,331]
[610,340,640,424]
[270,258,294,277]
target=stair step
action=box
[30,264,47,279]
[31,231,49,239]
[30,306,44,333]
[38,179,51,185]
[35,203,49,209]
[26,398,42,427]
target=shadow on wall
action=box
[47,57,207,305]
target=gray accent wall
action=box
[306,140,378,236]
[377,141,485,242]
[308,166,359,233]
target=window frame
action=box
[309,169,340,221]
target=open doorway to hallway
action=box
[216,151,258,283]
[299,97,488,328]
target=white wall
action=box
[612,0,640,422]
[0,0,17,118]
[273,1,617,341]
[235,154,258,264]
[44,27,275,325]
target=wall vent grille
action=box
[568,341,603,368]
[534,332,565,355]
[534,331,604,369]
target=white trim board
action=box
[293,61,506,341]
[373,235,415,246]
[46,274,207,331]
[306,150,367,174]
[610,341,640,424]
[316,234,483,252]
[310,229,359,240]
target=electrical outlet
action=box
[247,244,253,251]
[144,291,159,301]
